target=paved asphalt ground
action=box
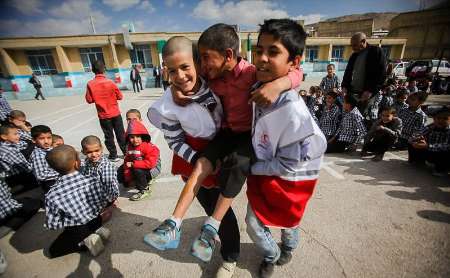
[1,80,449,278]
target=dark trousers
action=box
[99,115,126,158]
[34,87,45,100]
[0,197,40,230]
[154,77,161,88]
[363,133,396,155]
[162,81,170,91]
[408,145,450,172]
[132,80,140,92]
[40,179,56,194]
[20,141,35,160]
[138,79,143,90]
[117,165,152,191]
[48,216,102,258]
[326,140,350,153]
[202,129,255,198]
[5,172,38,194]
[196,186,240,262]
[395,137,409,150]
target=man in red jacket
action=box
[85,60,126,162]
[118,119,161,201]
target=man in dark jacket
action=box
[342,32,387,99]
[153,66,161,88]
[130,65,142,93]
[29,73,45,100]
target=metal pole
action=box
[90,15,96,34]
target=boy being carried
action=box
[244,19,327,277]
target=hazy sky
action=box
[0,0,443,37]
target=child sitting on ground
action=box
[319,91,341,140]
[300,89,319,123]
[30,125,59,192]
[408,106,449,176]
[245,19,327,277]
[362,106,402,161]
[327,94,366,153]
[51,134,64,148]
[125,109,142,123]
[118,120,161,201]
[80,135,119,208]
[0,125,36,191]
[44,145,118,258]
[396,91,428,150]
[393,88,409,114]
[320,63,340,93]
[8,110,34,159]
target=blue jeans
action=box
[245,205,299,263]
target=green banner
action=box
[157,40,166,53]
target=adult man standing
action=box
[342,32,387,98]
[161,62,170,90]
[130,65,141,93]
[29,73,45,100]
[153,66,161,88]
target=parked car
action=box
[406,59,450,79]
[388,61,409,79]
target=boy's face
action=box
[1,128,20,144]
[254,34,298,83]
[407,95,421,109]
[434,115,450,129]
[381,111,394,123]
[126,112,141,123]
[198,47,229,80]
[343,102,352,112]
[325,95,336,106]
[52,138,64,148]
[33,132,52,149]
[397,94,407,103]
[82,143,103,163]
[165,51,198,94]
[10,116,26,127]
[129,135,142,147]
[327,66,335,76]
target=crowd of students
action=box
[0,18,449,278]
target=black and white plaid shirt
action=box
[0,95,12,122]
[0,179,22,220]
[393,101,408,114]
[398,107,427,140]
[45,171,119,230]
[0,141,31,177]
[336,107,367,143]
[80,156,119,195]
[422,124,450,152]
[17,129,32,151]
[30,147,59,182]
[319,104,341,136]
[320,74,340,93]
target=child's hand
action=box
[171,85,192,106]
[126,162,133,168]
[249,82,281,107]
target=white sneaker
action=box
[215,261,236,278]
[0,249,7,274]
[95,227,111,241]
[83,234,104,256]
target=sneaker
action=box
[108,156,120,162]
[0,249,7,274]
[95,227,111,241]
[259,261,275,278]
[215,261,236,278]
[130,189,151,201]
[276,249,292,266]
[191,224,220,262]
[143,219,181,250]
[372,154,384,162]
[83,233,104,256]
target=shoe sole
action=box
[84,234,104,257]
[143,234,180,251]
[190,241,213,263]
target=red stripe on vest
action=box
[171,135,217,188]
[246,175,317,228]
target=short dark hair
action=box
[81,135,102,150]
[92,60,105,74]
[396,88,408,98]
[409,91,428,103]
[327,64,335,69]
[52,134,63,141]
[344,94,358,108]
[46,145,77,175]
[381,106,397,115]
[0,124,16,137]
[433,106,450,117]
[258,19,307,60]
[31,125,52,139]
[126,109,142,119]
[326,91,338,99]
[9,110,26,119]
[198,23,240,57]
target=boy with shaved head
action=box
[44,145,119,258]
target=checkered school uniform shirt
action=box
[397,107,427,140]
[45,171,119,230]
[80,156,119,195]
[336,107,366,143]
[0,179,22,220]
[0,95,12,122]
[0,141,31,177]
[320,74,340,92]
[17,129,32,150]
[30,147,59,182]
[319,104,341,136]
[422,124,450,152]
[393,101,408,114]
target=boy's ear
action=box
[224,48,234,62]
[289,55,302,71]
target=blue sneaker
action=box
[190,224,220,262]
[143,219,181,250]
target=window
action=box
[381,46,391,59]
[26,49,57,75]
[305,46,318,62]
[331,46,344,62]
[129,45,153,68]
[80,47,105,72]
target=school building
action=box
[0,31,407,100]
